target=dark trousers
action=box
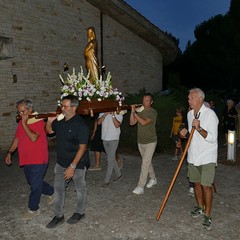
[24,164,54,211]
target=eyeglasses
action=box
[17,108,28,115]
[60,104,73,109]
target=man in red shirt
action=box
[5,99,54,220]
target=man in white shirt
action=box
[181,88,218,230]
[97,112,123,187]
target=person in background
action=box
[130,93,158,195]
[97,111,123,187]
[45,95,89,229]
[89,114,123,171]
[170,108,184,161]
[209,100,218,116]
[180,88,219,230]
[89,114,105,171]
[236,101,240,147]
[222,99,237,146]
[203,101,210,108]
[5,99,54,220]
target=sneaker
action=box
[132,187,144,195]
[47,194,54,205]
[146,178,157,188]
[22,209,40,220]
[172,155,178,161]
[66,213,85,224]
[188,187,194,197]
[190,206,204,218]
[113,174,123,183]
[202,215,212,230]
[46,216,65,229]
[89,166,101,171]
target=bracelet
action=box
[70,163,76,169]
[198,127,203,132]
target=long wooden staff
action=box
[156,112,200,221]
[16,104,142,120]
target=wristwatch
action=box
[198,127,203,132]
[70,163,76,169]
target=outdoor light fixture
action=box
[227,130,236,161]
[228,131,235,144]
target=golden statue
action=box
[84,27,99,84]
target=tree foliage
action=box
[165,0,240,93]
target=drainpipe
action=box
[100,11,104,76]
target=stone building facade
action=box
[0,0,177,150]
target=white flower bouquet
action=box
[59,67,124,103]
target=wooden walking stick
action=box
[156,128,195,221]
[156,112,200,221]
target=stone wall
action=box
[0,0,163,150]
[102,14,163,93]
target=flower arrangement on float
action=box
[59,67,124,105]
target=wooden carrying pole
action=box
[16,103,142,120]
[156,127,195,221]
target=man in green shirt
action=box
[130,93,158,195]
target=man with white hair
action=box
[181,88,219,230]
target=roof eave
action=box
[87,0,178,65]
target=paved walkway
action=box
[0,146,239,240]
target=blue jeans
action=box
[54,163,87,217]
[24,164,54,211]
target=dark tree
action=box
[165,0,240,93]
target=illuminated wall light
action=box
[227,130,236,161]
[228,131,235,144]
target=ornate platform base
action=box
[77,99,130,116]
